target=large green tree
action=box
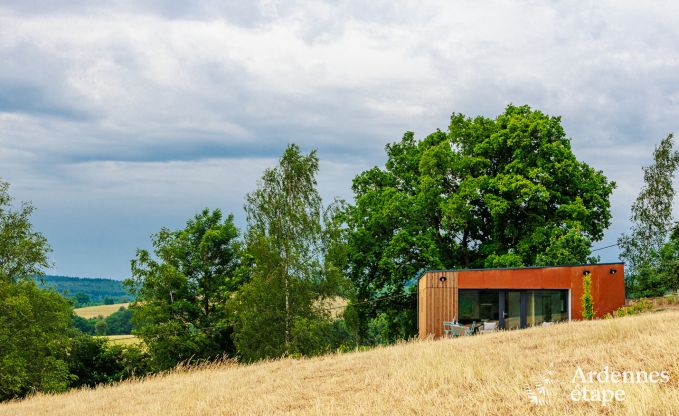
[0,280,74,400]
[230,144,346,361]
[125,209,243,370]
[618,134,679,296]
[0,179,74,400]
[344,105,615,342]
[0,180,51,283]
[655,225,679,295]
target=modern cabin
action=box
[417,263,625,339]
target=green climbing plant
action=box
[582,273,595,320]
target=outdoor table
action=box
[466,322,483,334]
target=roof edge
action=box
[416,262,624,281]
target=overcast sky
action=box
[1,1,678,279]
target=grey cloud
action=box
[1,0,678,277]
[0,1,266,24]
[0,82,92,120]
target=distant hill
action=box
[35,275,131,304]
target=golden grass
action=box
[74,303,129,319]
[316,296,348,318]
[99,335,141,346]
[3,310,679,416]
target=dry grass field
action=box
[73,303,129,319]
[2,310,679,416]
[100,335,141,346]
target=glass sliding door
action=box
[457,289,500,325]
[459,289,569,330]
[502,291,523,330]
[527,290,569,327]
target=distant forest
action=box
[35,275,130,305]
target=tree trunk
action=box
[284,263,290,353]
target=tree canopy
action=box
[655,225,679,295]
[230,144,347,361]
[0,179,74,400]
[344,105,616,341]
[125,209,243,370]
[618,134,679,297]
[0,279,74,400]
[0,180,51,283]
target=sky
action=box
[1,1,679,279]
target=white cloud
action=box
[1,0,679,276]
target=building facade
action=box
[417,263,625,339]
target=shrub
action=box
[72,314,96,334]
[105,307,133,335]
[95,320,108,336]
[67,336,150,388]
[607,298,654,318]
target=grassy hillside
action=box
[2,311,679,416]
[36,275,130,304]
[100,335,141,346]
[74,303,130,319]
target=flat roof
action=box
[417,262,624,281]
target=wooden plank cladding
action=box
[418,271,458,339]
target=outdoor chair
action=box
[443,321,457,337]
[443,321,475,337]
[480,321,498,334]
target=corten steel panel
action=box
[583,264,625,320]
[418,264,625,339]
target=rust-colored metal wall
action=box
[417,263,625,339]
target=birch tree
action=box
[618,134,679,295]
[232,144,344,360]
